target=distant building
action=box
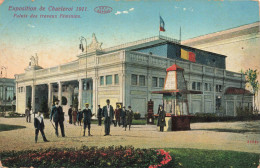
[15,33,253,117]
[0,78,16,112]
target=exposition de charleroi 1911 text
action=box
[9,6,86,18]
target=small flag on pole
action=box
[181,49,196,62]
[159,16,165,32]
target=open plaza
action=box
[0,117,259,154]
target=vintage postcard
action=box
[0,0,259,167]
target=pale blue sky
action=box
[0,0,259,77]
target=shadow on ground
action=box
[193,128,260,134]
[0,124,26,132]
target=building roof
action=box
[166,64,184,71]
[182,22,260,46]
[224,87,252,95]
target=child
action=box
[34,111,49,143]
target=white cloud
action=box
[174,6,179,9]
[183,8,186,11]
[27,24,35,28]
[115,11,121,15]
[115,8,134,15]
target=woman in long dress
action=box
[157,105,166,132]
[72,108,78,125]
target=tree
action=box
[244,69,259,112]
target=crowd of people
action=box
[26,99,166,143]
[28,99,141,143]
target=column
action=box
[58,81,62,105]
[24,86,27,108]
[31,85,35,113]
[15,82,18,112]
[78,79,82,109]
[48,83,52,109]
[92,77,98,117]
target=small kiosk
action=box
[153,64,201,131]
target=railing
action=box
[60,61,79,71]
[97,51,123,64]
[103,35,180,53]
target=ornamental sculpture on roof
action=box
[86,33,102,52]
[29,54,38,67]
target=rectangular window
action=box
[159,78,164,88]
[197,82,201,91]
[21,87,23,93]
[139,75,145,86]
[0,86,2,99]
[114,74,119,85]
[216,85,222,92]
[204,83,208,91]
[100,76,104,86]
[216,96,221,110]
[106,75,112,85]
[152,77,158,87]
[209,83,212,91]
[131,74,138,85]
[192,82,196,90]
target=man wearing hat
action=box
[121,106,126,128]
[97,105,102,126]
[82,103,93,136]
[50,100,65,137]
[102,99,114,136]
[125,106,134,131]
[34,111,49,143]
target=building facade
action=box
[0,78,16,112]
[182,22,260,111]
[15,34,252,117]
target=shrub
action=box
[133,112,141,120]
[1,146,173,168]
[8,111,16,117]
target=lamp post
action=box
[79,36,87,110]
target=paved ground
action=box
[0,117,259,153]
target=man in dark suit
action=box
[102,99,114,136]
[82,103,93,136]
[34,111,49,143]
[50,100,65,137]
[25,107,31,123]
[68,105,73,124]
[97,105,102,126]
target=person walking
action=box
[82,103,93,136]
[114,105,121,127]
[121,106,126,128]
[102,99,114,136]
[68,105,73,124]
[125,106,133,131]
[97,105,102,126]
[77,109,83,126]
[25,107,31,123]
[50,100,65,137]
[157,105,166,132]
[34,111,49,143]
[72,107,78,125]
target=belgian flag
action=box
[181,49,196,62]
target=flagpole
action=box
[159,13,160,37]
[179,26,182,44]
